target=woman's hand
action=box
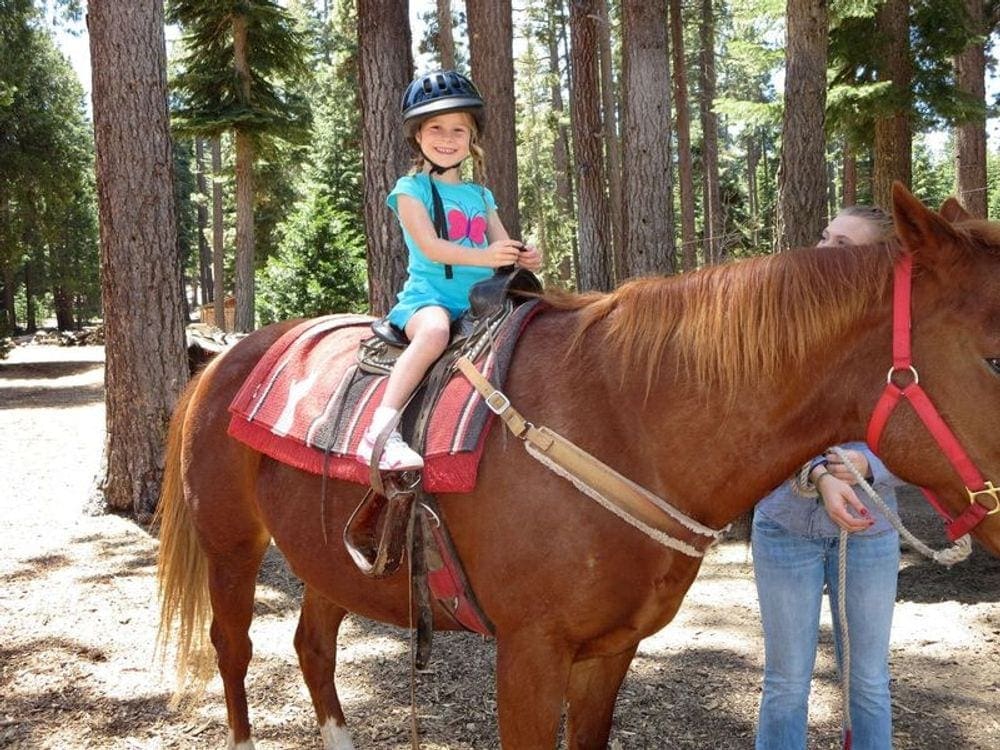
[813,471,874,533]
[516,244,543,272]
[824,448,870,484]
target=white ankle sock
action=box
[368,406,399,436]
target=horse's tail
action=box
[154,372,216,702]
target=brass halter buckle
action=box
[967,481,1000,515]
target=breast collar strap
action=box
[865,252,999,540]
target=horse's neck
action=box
[536,287,892,530]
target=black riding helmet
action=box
[401,70,485,149]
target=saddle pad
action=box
[227,304,542,493]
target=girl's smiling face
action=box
[415,112,474,169]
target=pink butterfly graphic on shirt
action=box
[447,209,487,245]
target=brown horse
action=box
[157,184,1000,749]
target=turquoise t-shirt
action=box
[385,173,497,329]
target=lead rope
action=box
[796,448,973,749]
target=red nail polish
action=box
[860,509,869,516]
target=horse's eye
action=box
[988,358,1000,376]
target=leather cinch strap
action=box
[454,357,725,557]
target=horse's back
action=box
[181,318,367,541]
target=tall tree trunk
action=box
[357,0,412,316]
[699,0,724,263]
[233,129,255,332]
[843,140,858,206]
[211,137,225,329]
[955,0,987,218]
[232,15,256,332]
[621,0,675,276]
[597,0,623,280]
[467,0,521,238]
[54,283,74,331]
[569,0,613,291]
[195,138,213,304]
[436,0,456,70]
[88,0,189,518]
[24,261,36,332]
[872,0,912,208]
[776,0,828,250]
[747,132,759,248]
[1,262,15,335]
[669,0,696,271]
[548,6,573,218]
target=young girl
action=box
[357,70,542,471]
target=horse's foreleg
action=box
[206,540,269,749]
[564,646,638,750]
[495,631,574,748]
[294,585,355,750]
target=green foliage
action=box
[911,135,955,209]
[257,189,367,323]
[829,0,981,137]
[167,0,312,143]
[256,4,368,322]
[513,10,576,287]
[416,4,469,71]
[0,2,98,333]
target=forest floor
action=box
[1,343,999,749]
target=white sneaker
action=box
[356,429,424,471]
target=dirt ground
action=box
[1,343,999,750]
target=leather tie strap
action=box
[454,356,724,556]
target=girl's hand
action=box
[824,448,870,484]
[486,239,524,268]
[516,244,543,271]
[815,472,874,533]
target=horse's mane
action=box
[544,243,899,398]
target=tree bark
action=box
[747,132,759,247]
[195,139,213,304]
[24,260,36,332]
[548,6,574,219]
[232,15,256,332]
[699,0,724,263]
[357,0,412,316]
[467,0,521,238]
[669,0,696,271]
[842,140,858,206]
[88,0,188,517]
[211,137,225,329]
[436,0,456,70]
[569,0,614,292]
[776,0,828,250]
[955,0,987,218]
[872,0,912,208]
[1,262,15,335]
[621,0,675,277]
[597,0,623,280]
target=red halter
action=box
[866,252,1000,540]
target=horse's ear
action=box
[891,182,961,260]
[940,196,972,224]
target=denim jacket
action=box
[755,441,905,538]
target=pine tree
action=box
[168,0,311,332]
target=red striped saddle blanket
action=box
[227,302,541,492]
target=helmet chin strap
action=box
[421,148,463,175]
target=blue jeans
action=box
[752,514,900,750]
